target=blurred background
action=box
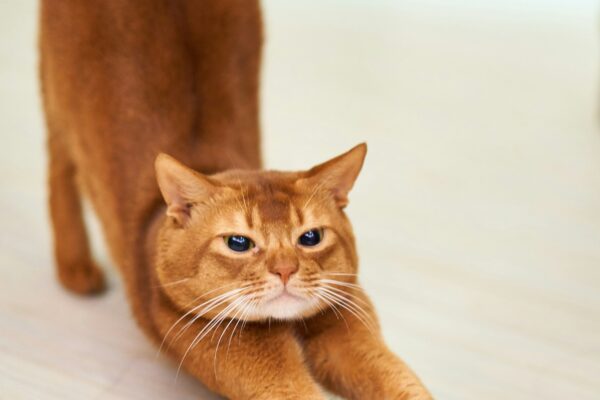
[1,0,599,399]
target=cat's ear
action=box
[155,153,216,225]
[300,143,367,208]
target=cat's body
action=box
[40,1,431,399]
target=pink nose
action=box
[270,263,298,285]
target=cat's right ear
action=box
[298,143,367,208]
[155,153,216,225]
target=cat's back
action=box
[40,0,262,257]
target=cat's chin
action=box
[253,292,320,320]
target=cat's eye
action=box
[298,228,323,247]
[224,235,255,252]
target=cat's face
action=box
[154,144,366,321]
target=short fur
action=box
[40,1,432,399]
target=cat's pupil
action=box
[226,235,253,252]
[299,229,322,247]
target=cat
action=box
[40,1,432,399]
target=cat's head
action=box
[154,144,366,321]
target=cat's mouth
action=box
[255,286,318,320]
[265,289,303,303]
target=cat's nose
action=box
[270,262,298,285]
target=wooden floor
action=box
[1,1,599,399]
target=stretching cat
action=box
[40,1,431,399]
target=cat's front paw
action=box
[385,386,434,400]
[253,395,325,400]
[251,390,326,400]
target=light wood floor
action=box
[1,1,599,399]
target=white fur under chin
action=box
[251,294,321,320]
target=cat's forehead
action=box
[213,169,325,230]
[216,169,301,208]
[214,168,301,187]
[246,180,301,226]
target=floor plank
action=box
[1,0,599,399]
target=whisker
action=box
[153,277,191,289]
[312,292,349,331]
[300,316,309,333]
[238,298,260,342]
[322,272,359,277]
[235,175,250,216]
[194,300,241,347]
[227,298,256,354]
[317,287,376,333]
[320,278,363,289]
[318,282,370,306]
[318,285,371,318]
[298,286,345,321]
[241,184,249,216]
[213,295,252,377]
[158,285,248,355]
[210,294,256,343]
[299,285,349,327]
[318,289,374,333]
[213,295,251,377]
[159,286,233,356]
[172,288,248,344]
[303,180,326,210]
[176,297,245,379]
[181,281,239,310]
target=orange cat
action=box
[40,1,431,399]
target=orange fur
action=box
[40,1,431,398]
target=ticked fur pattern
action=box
[40,1,432,399]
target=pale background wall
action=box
[1,1,599,399]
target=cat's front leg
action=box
[158,307,325,400]
[300,288,432,400]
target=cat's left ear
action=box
[155,153,217,225]
[299,143,367,208]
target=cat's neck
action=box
[128,202,168,340]
[144,204,167,270]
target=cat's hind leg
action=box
[47,130,105,295]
